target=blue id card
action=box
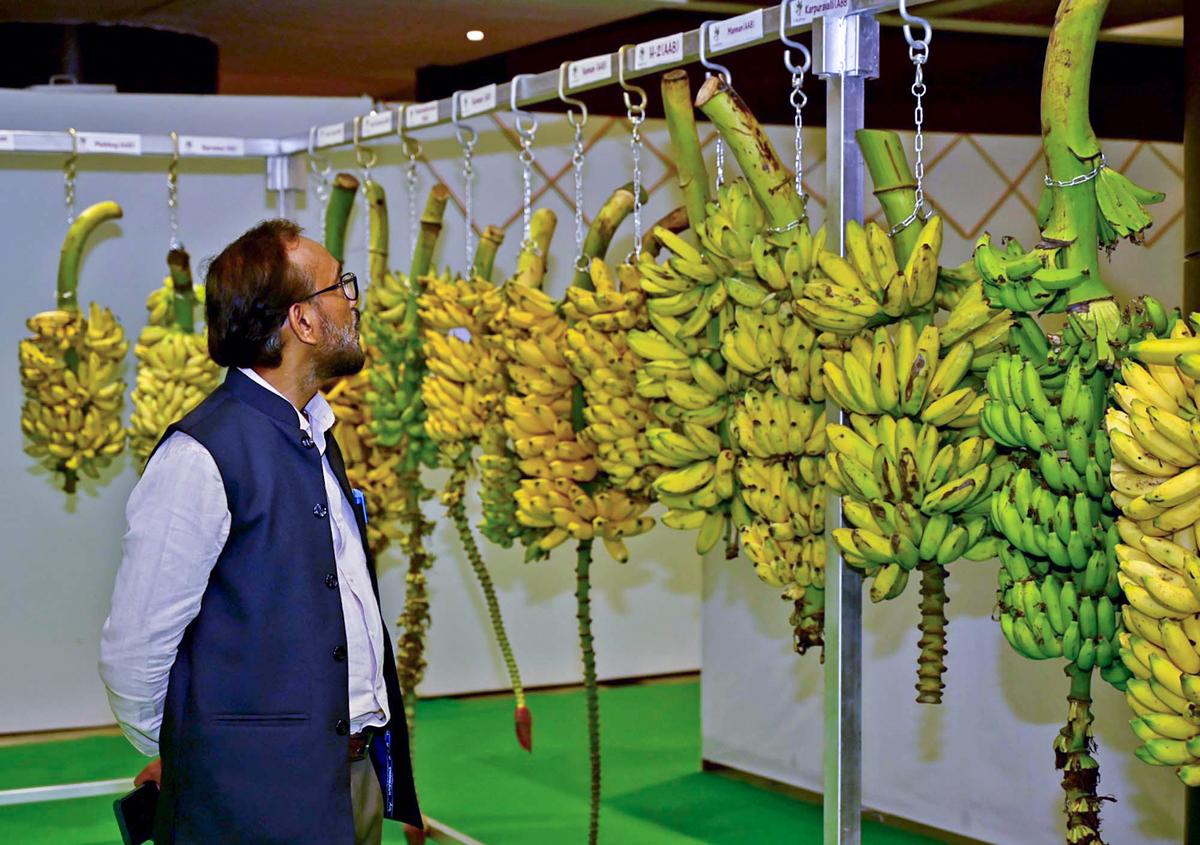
[352,488,368,524]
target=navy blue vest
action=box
[151,367,421,844]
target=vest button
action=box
[325,573,338,589]
[301,435,315,448]
[313,504,328,518]
[332,645,347,662]
[335,719,350,736]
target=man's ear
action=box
[286,301,320,347]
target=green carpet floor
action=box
[0,679,944,844]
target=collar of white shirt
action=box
[237,367,336,454]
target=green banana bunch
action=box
[1089,165,1166,248]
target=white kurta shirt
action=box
[99,367,390,756]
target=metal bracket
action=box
[813,12,880,79]
[266,153,306,218]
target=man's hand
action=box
[135,758,162,786]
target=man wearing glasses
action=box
[99,220,420,844]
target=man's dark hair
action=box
[204,219,313,368]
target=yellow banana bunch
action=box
[19,304,128,490]
[129,324,219,466]
[562,257,660,494]
[1107,318,1200,785]
[419,273,506,453]
[794,216,943,335]
[821,319,990,429]
[493,279,600,560]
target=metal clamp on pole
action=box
[815,9,879,845]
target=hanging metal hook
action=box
[510,73,539,138]
[898,0,932,57]
[616,44,648,117]
[450,89,478,150]
[398,104,423,159]
[557,61,588,129]
[352,115,378,171]
[698,20,733,86]
[779,0,812,76]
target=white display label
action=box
[0,131,14,151]
[635,33,683,71]
[178,135,245,157]
[568,54,612,89]
[709,9,764,51]
[449,327,471,343]
[78,132,141,155]
[361,110,394,138]
[405,102,439,129]
[790,0,851,27]
[316,123,345,148]
[460,83,497,117]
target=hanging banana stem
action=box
[366,181,389,288]
[571,183,640,290]
[855,129,923,267]
[474,225,505,282]
[1041,0,1110,305]
[324,173,360,265]
[166,248,197,334]
[915,561,948,704]
[412,185,450,280]
[695,76,806,232]
[575,539,601,845]
[1056,666,1104,844]
[791,586,825,661]
[57,201,122,314]
[661,70,711,233]
[395,481,435,739]
[513,208,558,289]
[444,458,532,751]
[394,184,449,741]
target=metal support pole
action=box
[266,153,306,220]
[815,12,879,845]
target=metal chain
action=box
[517,121,540,255]
[889,42,932,237]
[627,103,646,263]
[404,140,421,267]
[309,152,332,219]
[1045,154,1106,187]
[791,70,807,200]
[460,133,477,275]
[715,131,725,187]
[571,121,587,273]
[64,128,78,226]
[167,131,182,250]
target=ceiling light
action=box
[466,30,485,42]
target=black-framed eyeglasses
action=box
[298,271,358,303]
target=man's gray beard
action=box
[314,307,365,380]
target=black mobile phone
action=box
[113,781,159,845]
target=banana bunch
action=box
[129,325,219,466]
[828,414,1005,585]
[737,455,826,600]
[129,261,220,467]
[1116,534,1200,785]
[419,273,506,456]
[494,281,603,561]
[365,266,440,473]
[820,318,997,430]
[19,304,128,490]
[562,257,660,494]
[793,215,943,336]
[1089,165,1166,248]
